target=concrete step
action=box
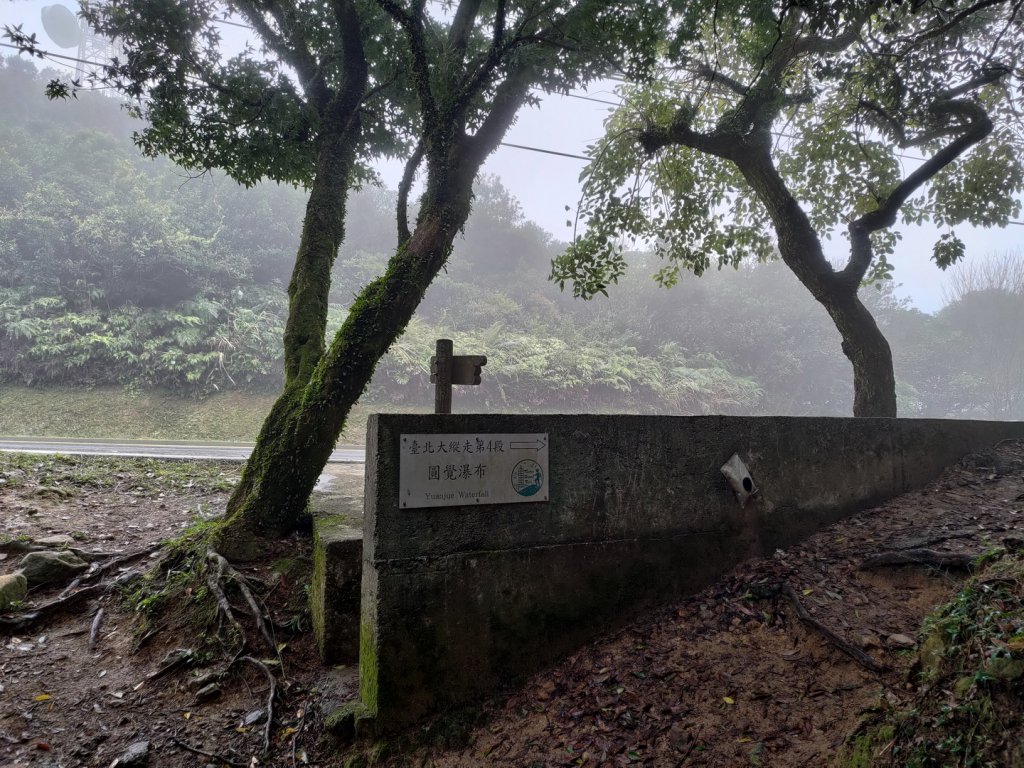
[311,515,363,664]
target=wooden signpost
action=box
[430,338,486,414]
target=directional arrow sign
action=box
[509,438,547,451]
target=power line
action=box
[1,41,99,68]
[2,42,593,161]
[6,41,1024,225]
[498,141,587,160]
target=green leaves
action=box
[932,233,966,270]
[556,1,1024,305]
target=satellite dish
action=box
[41,4,82,49]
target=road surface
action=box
[0,436,365,463]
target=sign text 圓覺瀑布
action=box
[398,433,549,508]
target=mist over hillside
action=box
[2,56,1021,420]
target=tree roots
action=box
[749,582,889,674]
[860,548,977,570]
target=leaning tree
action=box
[552,0,1024,417]
[6,0,667,557]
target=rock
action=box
[18,551,89,586]
[858,631,882,649]
[34,535,77,548]
[887,633,917,649]
[242,708,266,727]
[109,740,149,767]
[0,572,28,610]
[194,682,221,702]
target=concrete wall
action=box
[355,415,1024,729]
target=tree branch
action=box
[463,66,533,167]
[447,0,485,59]
[397,139,424,246]
[906,0,1009,47]
[233,0,330,111]
[377,0,437,126]
[694,63,748,96]
[330,0,370,116]
[845,99,994,283]
[637,107,735,159]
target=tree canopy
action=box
[552,0,1024,416]
[5,0,672,553]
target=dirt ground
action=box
[2,443,1023,768]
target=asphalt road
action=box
[0,436,366,463]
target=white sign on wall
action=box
[399,433,549,509]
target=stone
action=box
[18,551,89,586]
[109,740,149,767]
[857,631,882,649]
[34,535,77,548]
[193,683,221,702]
[887,633,917,649]
[0,572,28,610]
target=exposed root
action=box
[750,582,889,674]
[144,648,196,684]
[169,736,244,768]
[207,550,276,651]
[88,607,105,651]
[236,655,278,756]
[0,539,155,563]
[205,551,246,645]
[892,530,979,550]
[860,548,977,570]
[290,698,309,765]
[0,581,106,634]
[0,544,165,633]
[87,542,164,577]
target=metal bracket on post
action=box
[430,339,486,414]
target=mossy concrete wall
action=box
[356,415,1024,729]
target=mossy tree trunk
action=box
[216,0,607,556]
[217,7,374,556]
[215,113,518,558]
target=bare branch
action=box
[908,0,1009,47]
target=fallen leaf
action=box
[802,589,814,596]
[723,696,735,705]
[33,694,52,702]
[183,711,192,720]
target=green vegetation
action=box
[839,550,1024,767]
[0,451,240,494]
[0,385,272,441]
[1,55,1023,439]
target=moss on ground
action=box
[0,452,240,495]
[838,549,1024,767]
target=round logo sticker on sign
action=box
[511,459,543,497]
